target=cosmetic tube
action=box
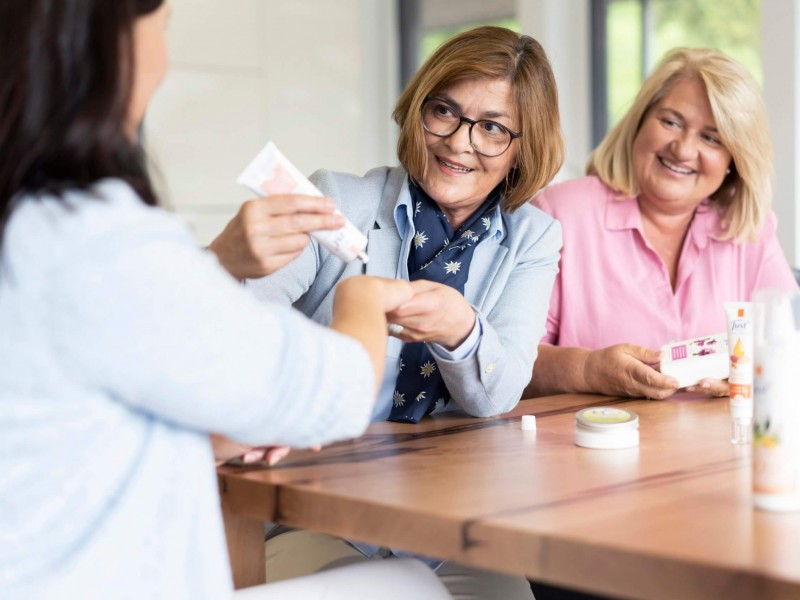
[752,290,800,512]
[725,302,754,444]
[237,142,369,264]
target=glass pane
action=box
[604,0,761,133]
[651,0,761,84]
[607,0,644,127]
[421,18,520,62]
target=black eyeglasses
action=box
[421,97,521,157]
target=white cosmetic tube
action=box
[752,290,800,512]
[725,302,754,444]
[237,142,369,264]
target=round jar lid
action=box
[575,407,638,432]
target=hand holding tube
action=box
[208,194,344,280]
[236,142,369,264]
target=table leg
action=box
[223,507,266,589]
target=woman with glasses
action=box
[211,25,563,599]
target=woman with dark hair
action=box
[0,1,451,598]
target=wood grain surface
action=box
[218,394,800,599]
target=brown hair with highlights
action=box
[393,26,564,212]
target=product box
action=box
[659,333,728,388]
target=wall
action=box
[145,0,399,244]
[517,0,592,182]
[762,0,800,266]
[146,0,799,265]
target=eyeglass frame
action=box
[420,96,522,158]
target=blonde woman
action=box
[525,48,797,401]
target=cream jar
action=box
[574,407,639,449]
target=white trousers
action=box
[263,529,534,600]
[233,558,452,599]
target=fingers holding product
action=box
[208,195,344,280]
[237,142,369,264]
[584,344,681,399]
[685,378,730,397]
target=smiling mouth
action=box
[658,156,695,175]
[437,157,474,173]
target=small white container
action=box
[521,415,537,431]
[574,407,639,449]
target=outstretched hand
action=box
[211,435,320,467]
[583,344,681,399]
[208,195,344,280]
[386,279,475,349]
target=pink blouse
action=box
[534,176,798,350]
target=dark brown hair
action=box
[0,0,165,255]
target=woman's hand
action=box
[330,276,415,393]
[685,378,730,397]
[583,344,681,399]
[211,434,269,466]
[335,276,416,314]
[211,435,319,467]
[378,277,418,313]
[208,195,344,280]
[386,279,475,349]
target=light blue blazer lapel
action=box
[366,229,401,278]
[365,168,407,279]
[469,240,509,310]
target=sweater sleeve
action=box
[436,215,562,417]
[45,191,375,448]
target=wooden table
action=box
[218,394,800,599]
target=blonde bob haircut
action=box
[588,47,772,241]
[393,26,564,212]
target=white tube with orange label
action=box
[725,302,754,445]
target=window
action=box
[399,0,517,88]
[592,0,761,145]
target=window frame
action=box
[590,0,653,146]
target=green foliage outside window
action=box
[413,1,761,138]
[421,18,520,63]
[608,0,761,127]
[608,1,644,127]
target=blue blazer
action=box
[247,166,562,417]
